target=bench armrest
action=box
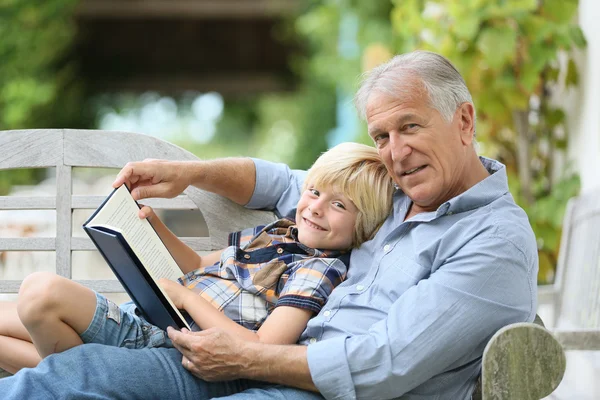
[481,322,565,400]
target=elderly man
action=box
[0,51,537,399]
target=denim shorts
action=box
[79,292,173,349]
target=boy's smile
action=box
[295,185,359,251]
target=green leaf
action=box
[565,58,579,86]
[528,43,558,73]
[542,0,579,24]
[452,14,481,41]
[477,26,518,69]
[546,108,565,127]
[568,25,587,48]
[519,62,541,93]
[546,67,560,82]
[507,0,538,13]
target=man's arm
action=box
[113,158,256,205]
[168,327,317,391]
[113,158,306,217]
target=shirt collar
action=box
[438,156,509,216]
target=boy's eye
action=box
[309,189,320,196]
[333,201,346,210]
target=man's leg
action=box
[0,344,258,400]
[215,386,325,400]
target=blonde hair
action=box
[303,142,393,248]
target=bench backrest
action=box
[553,187,600,329]
[0,129,276,295]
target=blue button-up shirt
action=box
[247,157,538,400]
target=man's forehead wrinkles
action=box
[368,111,422,134]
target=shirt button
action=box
[383,244,391,252]
[244,254,251,259]
[323,310,331,317]
[356,285,364,291]
[277,248,284,254]
[309,338,317,344]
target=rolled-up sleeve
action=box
[307,337,356,399]
[246,158,306,218]
[307,235,536,399]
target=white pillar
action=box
[567,0,600,193]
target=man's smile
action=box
[401,165,427,176]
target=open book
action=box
[83,184,191,331]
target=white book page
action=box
[86,185,181,281]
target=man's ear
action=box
[457,102,475,146]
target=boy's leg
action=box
[0,344,257,400]
[0,302,40,373]
[81,293,171,349]
[17,272,97,357]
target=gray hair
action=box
[354,50,477,141]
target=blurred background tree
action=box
[0,0,587,283]
[0,0,90,194]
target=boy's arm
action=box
[140,206,223,274]
[159,279,312,344]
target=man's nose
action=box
[389,133,412,162]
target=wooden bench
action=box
[0,129,576,399]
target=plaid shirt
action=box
[178,218,350,330]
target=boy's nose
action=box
[308,203,322,216]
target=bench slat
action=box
[554,330,600,351]
[55,164,73,278]
[63,130,200,168]
[0,196,56,210]
[0,279,125,293]
[0,238,56,251]
[72,195,197,210]
[70,237,213,251]
[0,196,199,210]
[0,130,62,169]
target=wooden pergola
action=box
[74,0,303,95]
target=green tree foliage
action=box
[0,0,87,194]
[0,0,83,129]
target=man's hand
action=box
[113,159,191,201]
[167,327,250,381]
[158,278,191,310]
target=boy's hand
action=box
[138,205,157,222]
[158,278,190,310]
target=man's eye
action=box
[373,134,388,145]
[405,123,419,130]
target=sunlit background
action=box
[1,1,599,397]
